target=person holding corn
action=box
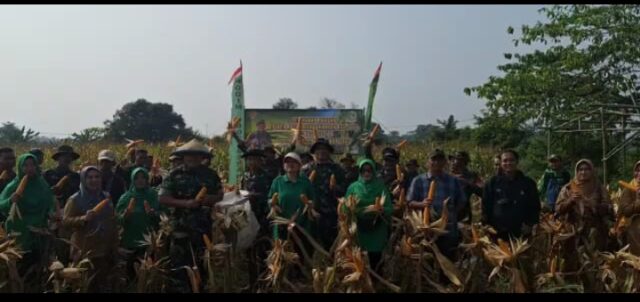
[63,166,118,293]
[158,139,223,293]
[407,149,467,260]
[116,167,160,281]
[344,158,392,271]
[304,138,346,250]
[0,153,56,287]
[618,160,640,256]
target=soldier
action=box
[158,139,224,293]
[97,150,127,207]
[43,145,81,208]
[169,154,184,170]
[305,138,346,250]
[44,145,82,264]
[403,159,420,191]
[117,149,150,188]
[239,148,271,292]
[340,153,359,188]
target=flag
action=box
[365,62,382,131]
[228,61,245,185]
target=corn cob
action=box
[202,234,213,251]
[308,170,317,183]
[395,164,404,182]
[126,198,136,215]
[0,170,9,181]
[15,175,29,198]
[93,197,112,213]
[427,179,436,201]
[395,188,406,210]
[300,194,312,206]
[126,139,145,149]
[498,239,511,256]
[195,186,207,202]
[618,180,638,192]
[52,175,70,193]
[395,139,408,150]
[329,174,336,190]
[271,193,279,207]
[144,200,151,214]
[422,204,430,225]
[368,124,380,140]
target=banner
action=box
[228,63,244,185]
[244,109,365,155]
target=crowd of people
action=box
[0,131,637,292]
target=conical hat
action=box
[171,139,210,157]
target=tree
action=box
[71,127,106,143]
[104,99,200,142]
[0,122,39,145]
[320,98,346,109]
[273,98,298,109]
[434,115,459,141]
[465,5,640,132]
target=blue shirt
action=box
[407,172,467,239]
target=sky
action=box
[0,5,546,138]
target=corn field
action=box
[3,140,640,293]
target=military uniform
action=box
[43,168,81,208]
[159,162,222,292]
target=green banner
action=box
[365,62,382,132]
[228,74,244,185]
[244,109,365,155]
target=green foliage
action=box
[0,122,39,145]
[272,98,298,109]
[71,127,106,143]
[103,99,201,142]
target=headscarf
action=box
[346,158,388,206]
[118,167,158,208]
[116,167,159,249]
[0,153,54,250]
[571,159,598,198]
[74,166,110,232]
[0,153,53,216]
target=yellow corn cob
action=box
[126,139,145,149]
[93,198,112,213]
[195,186,207,202]
[126,198,136,215]
[427,180,436,201]
[271,193,279,207]
[15,175,30,198]
[395,139,408,150]
[52,175,70,193]
[368,124,380,140]
[300,194,311,206]
[0,170,9,181]
[619,180,638,192]
[498,239,511,255]
[308,170,317,183]
[202,234,213,251]
[422,205,430,225]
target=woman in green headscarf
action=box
[0,154,56,270]
[115,167,160,279]
[345,158,392,270]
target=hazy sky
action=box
[0,5,545,138]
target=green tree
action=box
[0,122,39,144]
[320,98,346,109]
[71,127,106,143]
[273,98,298,109]
[104,99,200,142]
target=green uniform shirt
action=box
[268,174,316,239]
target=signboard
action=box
[243,109,365,154]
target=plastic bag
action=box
[216,190,260,251]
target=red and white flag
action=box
[228,61,243,85]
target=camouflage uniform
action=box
[241,168,271,291]
[304,161,346,250]
[158,164,222,293]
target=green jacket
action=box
[268,174,316,239]
[345,158,392,252]
[0,154,55,252]
[116,168,160,249]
